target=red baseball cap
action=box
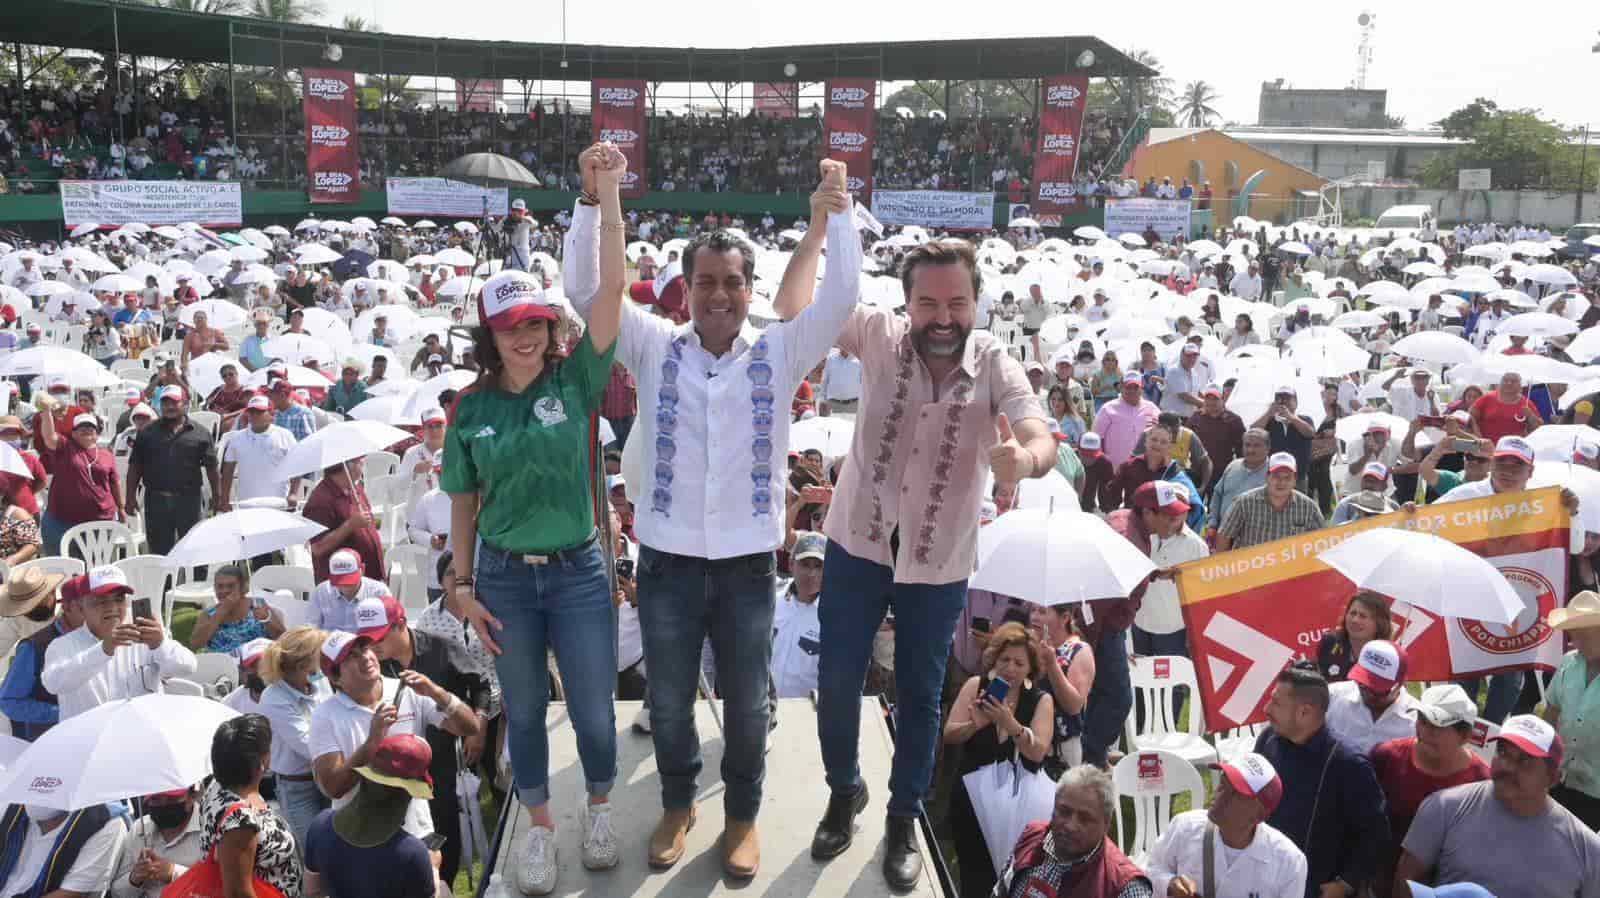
[1490,714,1564,767]
[319,630,370,677]
[1132,480,1190,517]
[1349,639,1406,693]
[327,549,364,587]
[476,271,559,332]
[355,734,434,799]
[1209,752,1284,815]
[354,592,404,642]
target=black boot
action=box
[810,782,869,859]
[882,814,922,892]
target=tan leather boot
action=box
[721,817,760,879]
[647,805,696,870]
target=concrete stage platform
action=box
[487,699,943,898]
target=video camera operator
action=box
[503,198,534,272]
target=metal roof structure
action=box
[1,0,1157,82]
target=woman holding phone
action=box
[942,621,1055,898]
[442,142,627,895]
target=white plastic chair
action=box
[61,520,135,568]
[163,678,205,697]
[10,557,87,581]
[114,554,173,627]
[188,410,221,441]
[251,565,315,603]
[164,564,216,625]
[1110,749,1206,866]
[363,450,401,481]
[1123,656,1219,771]
[193,652,240,698]
[388,544,433,616]
[1467,718,1500,766]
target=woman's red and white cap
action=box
[477,271,558,332]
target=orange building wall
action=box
[1125,130,1327,223]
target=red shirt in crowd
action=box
[42,439,121,525]
[0,451,49,516]
[32,406,88,468]
[1470,391,1540,444]
[302,477,385,585]
[1369,736,1490,845]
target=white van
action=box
[1373,204,1437,242]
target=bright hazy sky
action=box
[321,0,1600,130]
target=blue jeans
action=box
[40,510,69,558]
[476,539,617,808]
[1132,626,1189,729]
[636,546,775,821]
[817,540,967,818]
[1082,628,1133,767]
[275,776,328,855]
[1457,671,1525,724]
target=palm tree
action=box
[250,0,326,23]
[340,14,369,31]
[1179,81,1222,127]
[133,0,246,14]
[1104,48,1175,123]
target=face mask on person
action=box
[146,803,190,830]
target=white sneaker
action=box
[514,824,558,895]
[632,705,652,734]
[581,801,620,870]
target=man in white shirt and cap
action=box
[770,531,825,699]
[1146,752,1308,897]
[1327,639,1422,757]
[309,548,393,634]
[41,566,197,720]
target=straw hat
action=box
[0,568,66,618]
[1549,590,1600,631]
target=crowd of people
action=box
[0,129,1599,898]
[1,75,1135,198]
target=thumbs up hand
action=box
[989,413,1038,486]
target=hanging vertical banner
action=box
[824,79,876,205]
[1032,75,1090,223]
[753,82,797,119]
[456,79,504,113]
[303,68,360,204]
[591,79,648,200]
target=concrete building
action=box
[1132,129,1327,223]
[1225,126,1466,183]
[1258,82,1389,128]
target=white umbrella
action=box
[91,273,143,294]
[0,442,33,480]
[453,221,479,235]
[789,416,855,457]
[23,280,74,299]
[1531,463,1600,535]
[1318,529,1523,625]
[399,369,477,422]
[1334,411,1409,445]
[165,508,328,568]
[1288,338,1372,379]
[1330,309,1387,330]
[242,364,331,391]
[274,420,413,480]
[294,243,344,265]
[1390,332,1480,366]
[1497,312,1579,339]
[974,509,1155,609]
[1074,225,1106,241]
[45,291,100,318]
[0,347,118,386]
[1010,217,1041,229]
[1525,426,1600,462]
[1116,232,1147,247]
[1527,263,1578,287]
[381,216,407,227]
[415,220,438,229]
[178,299,247,330]
[229,244,268,263]
[70,222,101,238]
[262,334,338,367]
[1278,240,1313,256]
[963,760,1057,874]
[435,276,483,300]
[263,225,291,237]
[347,395,421,426]
[0,695,239,810]
[188,353,243,400]
[0,734,26,772]
[232,263,278,286]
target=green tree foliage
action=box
[1178,80,1221,127]
[1420,98,1598,191]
